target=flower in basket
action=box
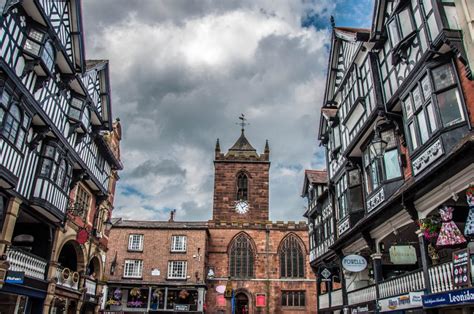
[153,289,163,299]
[113,288,122,300]
[179,289,189,299]
[418,216,441,241]
[130,287,141,297]
[106,298,121,306]
[127,300,143,308]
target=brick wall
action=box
[105,226,208,284]
[206,223,317,313]
[456,59,474,125]
[213,161,270,222]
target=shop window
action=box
[150,288,165,310]
[128,234,144,251]
[171,235,187,252]
[402,63,465,153]
[126,288,147,309]
[166,289,198,311]
[279,234,305,278]
[123,260,143,278]
[281,291,305,307]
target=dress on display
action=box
[464,186,474,237]
[436,206,466,247]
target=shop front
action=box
[378,291,424,313]
[105,285,205,313]
[0,275,48,314]
[423,287,474,313]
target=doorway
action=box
[235,293,249,314]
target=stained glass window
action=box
[279,234,305,278]
[229,233,254,278]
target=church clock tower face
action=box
[212,116,270,222]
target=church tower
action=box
[212,116,270,222]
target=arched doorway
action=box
[235,293,249,314]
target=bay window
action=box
[402,63,465,152]
[336,176,348,220]
[38,144,72,192]
[388,4,415,48]
[23,28,56,74]
[1,89,29,150]
[68,96,90,130]
[364,129,402,194]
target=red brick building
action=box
[206,129,317,314]
[104,219,209,312]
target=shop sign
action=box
[5,271,24,284]
[215,285,226,293]
[350,304,371,313]
[389,245,417,265]
[320,268,332,282]
[76,229,89,244]
[342,255,367,272]
[216,294,226,306]
[378,291,424,312]
[452,249,470,287]
[423,287,474,308]
[256,293,266,307]
[174,304,189,311]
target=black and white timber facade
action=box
[0,1,122,313]
[304,0,474,313]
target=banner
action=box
[423,288,474,308]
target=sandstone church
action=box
[104,123,316,314]
[205,125,316,313]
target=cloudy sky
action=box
[82,0,373,221]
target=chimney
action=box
[169,209,176,222]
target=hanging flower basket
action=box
[130,287,141,297]
[179,289,189,300]
[418,216,441,242]
[113,288,122,300]
[153,289,162,299]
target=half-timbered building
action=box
[308,0,474,313]
[0,1,122,313]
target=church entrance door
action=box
[235,292,249,314]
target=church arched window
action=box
[229,233,254,278]
[279,234,305,278]
[236,173,248,201]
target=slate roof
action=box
[229,131,257,152]
[112,219,208,230]
[305,170,328,184]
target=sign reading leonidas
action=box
[342,254,367,272]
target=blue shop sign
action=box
[5,271,24,284]
[423,288,474,308]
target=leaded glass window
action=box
[280,234,305,278]
[229,233,254,278]
[236,173,248,201]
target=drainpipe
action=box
[265,226,270,314]
[371,253,383,313]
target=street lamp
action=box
[369,130,388,159]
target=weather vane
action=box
[237,113,249,132]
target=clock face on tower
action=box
[234,200,249,214]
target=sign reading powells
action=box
[423,288,474,308]
[342,255,367,272]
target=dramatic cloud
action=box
[82,0,373,221]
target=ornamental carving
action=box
[338,218,350,236]
[367,188,385,212]
[412,139,444,176]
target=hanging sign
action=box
[320,268,332,282]
[76,229,89,244]
[389,245,417,265]
[256,294,266,307]
[215,285,226,293]
[5,271,24,284]
[342,255,367,272]
[453,249,470,287]
[216,294,226,306]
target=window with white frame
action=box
[123,260,143,278]
[167,261,187,279]
[171,235,187,252]
[128,234,144,251]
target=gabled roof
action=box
[301,169,328,197]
